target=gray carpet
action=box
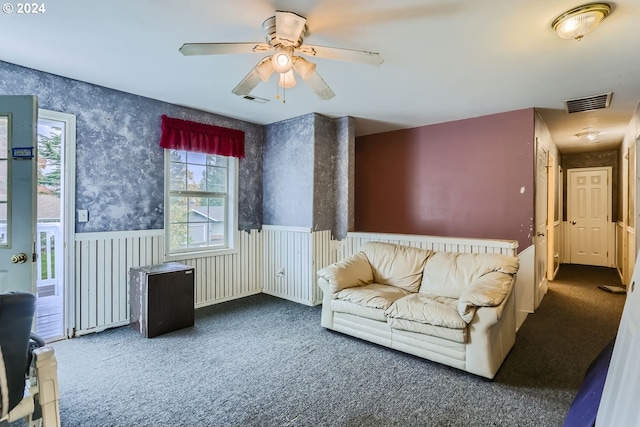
[49,264,626,427]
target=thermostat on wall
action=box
[12,147,34,159]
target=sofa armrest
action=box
[457,272,515,323]
[317,251,373,294]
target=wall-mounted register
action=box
[129,262,195,338]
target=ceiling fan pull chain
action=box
[282,77,286,103]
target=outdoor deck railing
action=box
[36,222,63,296]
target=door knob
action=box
[571,221,577,225]
[11,253,27,264]
[537,232,545,237]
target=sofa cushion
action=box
[330,300,388,322]
[334,283,411,311]
[361,242,433,293]
[457,271,515,322]
[387,318,467,343]
[317,251,373,294]
[420,252,519,299]
[385,293,467,329]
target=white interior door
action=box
[596,255,640,426]
[568,167,611,266]
[0,95,37,294]
[534,141,548,308]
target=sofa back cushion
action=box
[361,242,432,293]
[318,251,373,294]
[419,252,519,298]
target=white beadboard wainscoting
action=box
[71,227,530,337]
[72,229,263,336]
[262,225,336,306]
[340,232,519,257]
[73,230,165,335]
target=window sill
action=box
[165,246,237,262]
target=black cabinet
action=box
[129,262,195,338]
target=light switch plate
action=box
[78,209,88,222]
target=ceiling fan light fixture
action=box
[278,69,297,88]
[552,3,611,40]
[272,46,294,73]
[292,56,316,80]
[255,57,275,82]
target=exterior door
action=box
[0,96,37,294]
[36,110,73,341]
[568,167,610,266]
[596,255,640,425]
[534,141,548,308]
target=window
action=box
[0,116,9,246]
[165,149,237,258]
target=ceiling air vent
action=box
[565,92,612,114]
[243,95,269,104]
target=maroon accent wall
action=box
[355,109,535,251]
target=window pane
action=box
[0,160,7,202]
[169,161,187,191]
[207,154,227,167]
[169,196,189,221]
[186,151,206,164]
[206,166,227,193]
[187,163,205,190]
[188,223,207,247]
[207,197,225,246]
[0,116,7,156]
[170,223,188,251]
[208,221,225,246]
[171,150,187,162]
[189,197,208,223]
[206,197,225,221]
[0,117,7,247]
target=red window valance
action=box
[159,114,245,158]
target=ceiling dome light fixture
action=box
[552,3,611,40]
[575,128,600,142]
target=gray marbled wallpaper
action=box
[263,114,315,227]
[313,114,337,233]
[262,112,354,236]
[0,60,263,232]
[334,116,355,239]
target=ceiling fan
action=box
[179,10,383,100]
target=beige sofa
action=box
[317,241,519,379]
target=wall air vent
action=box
[565,92,612,114]
[243,95,269,104]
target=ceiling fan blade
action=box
[298,44,383,66]
[179,42,271,56]
[232,57,274,96]
[275,10,307,47]
[304,71,335,100]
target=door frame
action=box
[566,166,613,267]
[39,108,76,339]
[547,155,559,280]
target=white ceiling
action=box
[2,0,640,154]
